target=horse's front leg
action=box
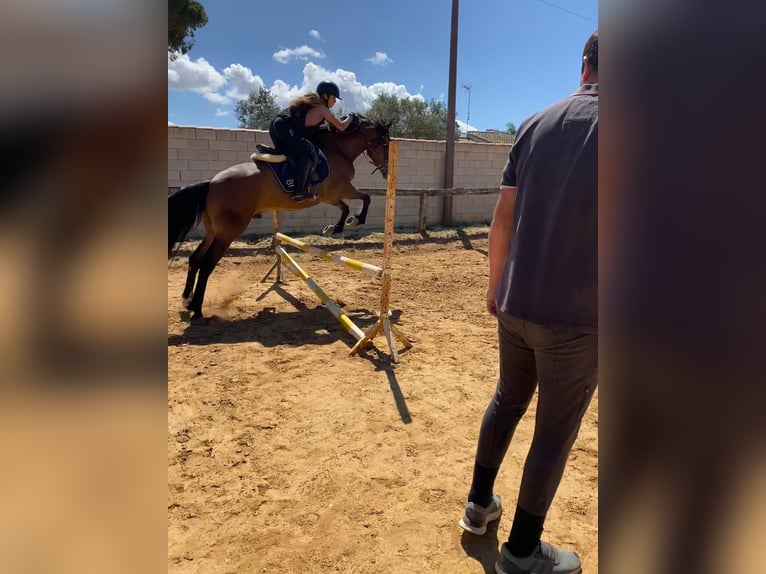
[323,200,350,235]
[339,185,371,227]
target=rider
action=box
[269,81,355,201]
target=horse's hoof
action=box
[322,224,337,236]
[345,215,359,227]
[190,313,206,325]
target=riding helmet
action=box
[317,81,342,100]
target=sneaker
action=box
[495,541,582,574]
[458,494,503,535]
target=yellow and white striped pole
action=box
[276,246,366,341]
[275,233,383,278]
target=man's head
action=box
[580,31,598,85]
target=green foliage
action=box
[168,0,208,57]
[366,94,459,140]
[235,88,280,130]
[505,122,517,136]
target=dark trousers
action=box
[474,311,598,516]
[269,117,315,160]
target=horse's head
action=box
[319,114,393,179]
[353,114,392,179]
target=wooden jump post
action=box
[266,140,411,362]
[349,140,411,361]
[260,211,285,284]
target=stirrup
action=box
[291,191,315,203]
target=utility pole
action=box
[442,0,459,226]
[463,83,472,122]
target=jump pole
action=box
[275,233,383,278]
[275,245,366,341]
[350,140,412,362]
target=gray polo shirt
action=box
[496,84,598,333]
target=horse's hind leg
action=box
[182,234,214,308]
[188,236,231,322]
[323,200,350,235]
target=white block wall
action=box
[168,126,510,236]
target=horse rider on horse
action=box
[269,81,356,201]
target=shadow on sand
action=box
[169,285,413,424]
[460,523,501,574]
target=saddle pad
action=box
[256,150,330,194]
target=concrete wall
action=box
[168,125,510,236]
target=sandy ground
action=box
[168,225,598,573]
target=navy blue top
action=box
[497,84,598,333]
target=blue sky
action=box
[168,0,597,133]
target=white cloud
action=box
[203,92,230,104]
[456,119,478,135]
[168,120,177,126]
[214,108,230,117]
[366,52,393,66]
[273,45,324,64]
[167,52,225,95]
[267,62,420,115]
[168,56,421,119]
[309,30,321,40]
[223,64,265,100]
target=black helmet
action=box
[316,81,342,100]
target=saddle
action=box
[250,144,288,164]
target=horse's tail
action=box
[168,181,210,259]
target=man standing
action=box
[459,32,598,574]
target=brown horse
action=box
[168,115,391,321]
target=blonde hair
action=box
[289,92,324,108]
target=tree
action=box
[235,88,280,130]
[168,0,208,57]
[366,94,459,140]
[505,122,517,137]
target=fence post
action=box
[418,192,428,233]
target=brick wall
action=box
[168,125,510,236]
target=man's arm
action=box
[487,185,517,317]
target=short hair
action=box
[582,31,598,74]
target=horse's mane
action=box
[318,114,388,136]
[354,114,389,132]
[316,114,389,155]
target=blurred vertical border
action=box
[0,1,167,572]
[601,2,766,573]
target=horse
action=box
[168,114,392,322]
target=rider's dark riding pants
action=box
[269,117,315,162]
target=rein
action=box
[360,123,389,175]
[363,137,388,175]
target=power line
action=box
[532,0,597,24]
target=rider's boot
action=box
[291,157,315,202]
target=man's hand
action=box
[486,289,498,317]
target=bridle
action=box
[362,126,389,176]
[330,114,390,175]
